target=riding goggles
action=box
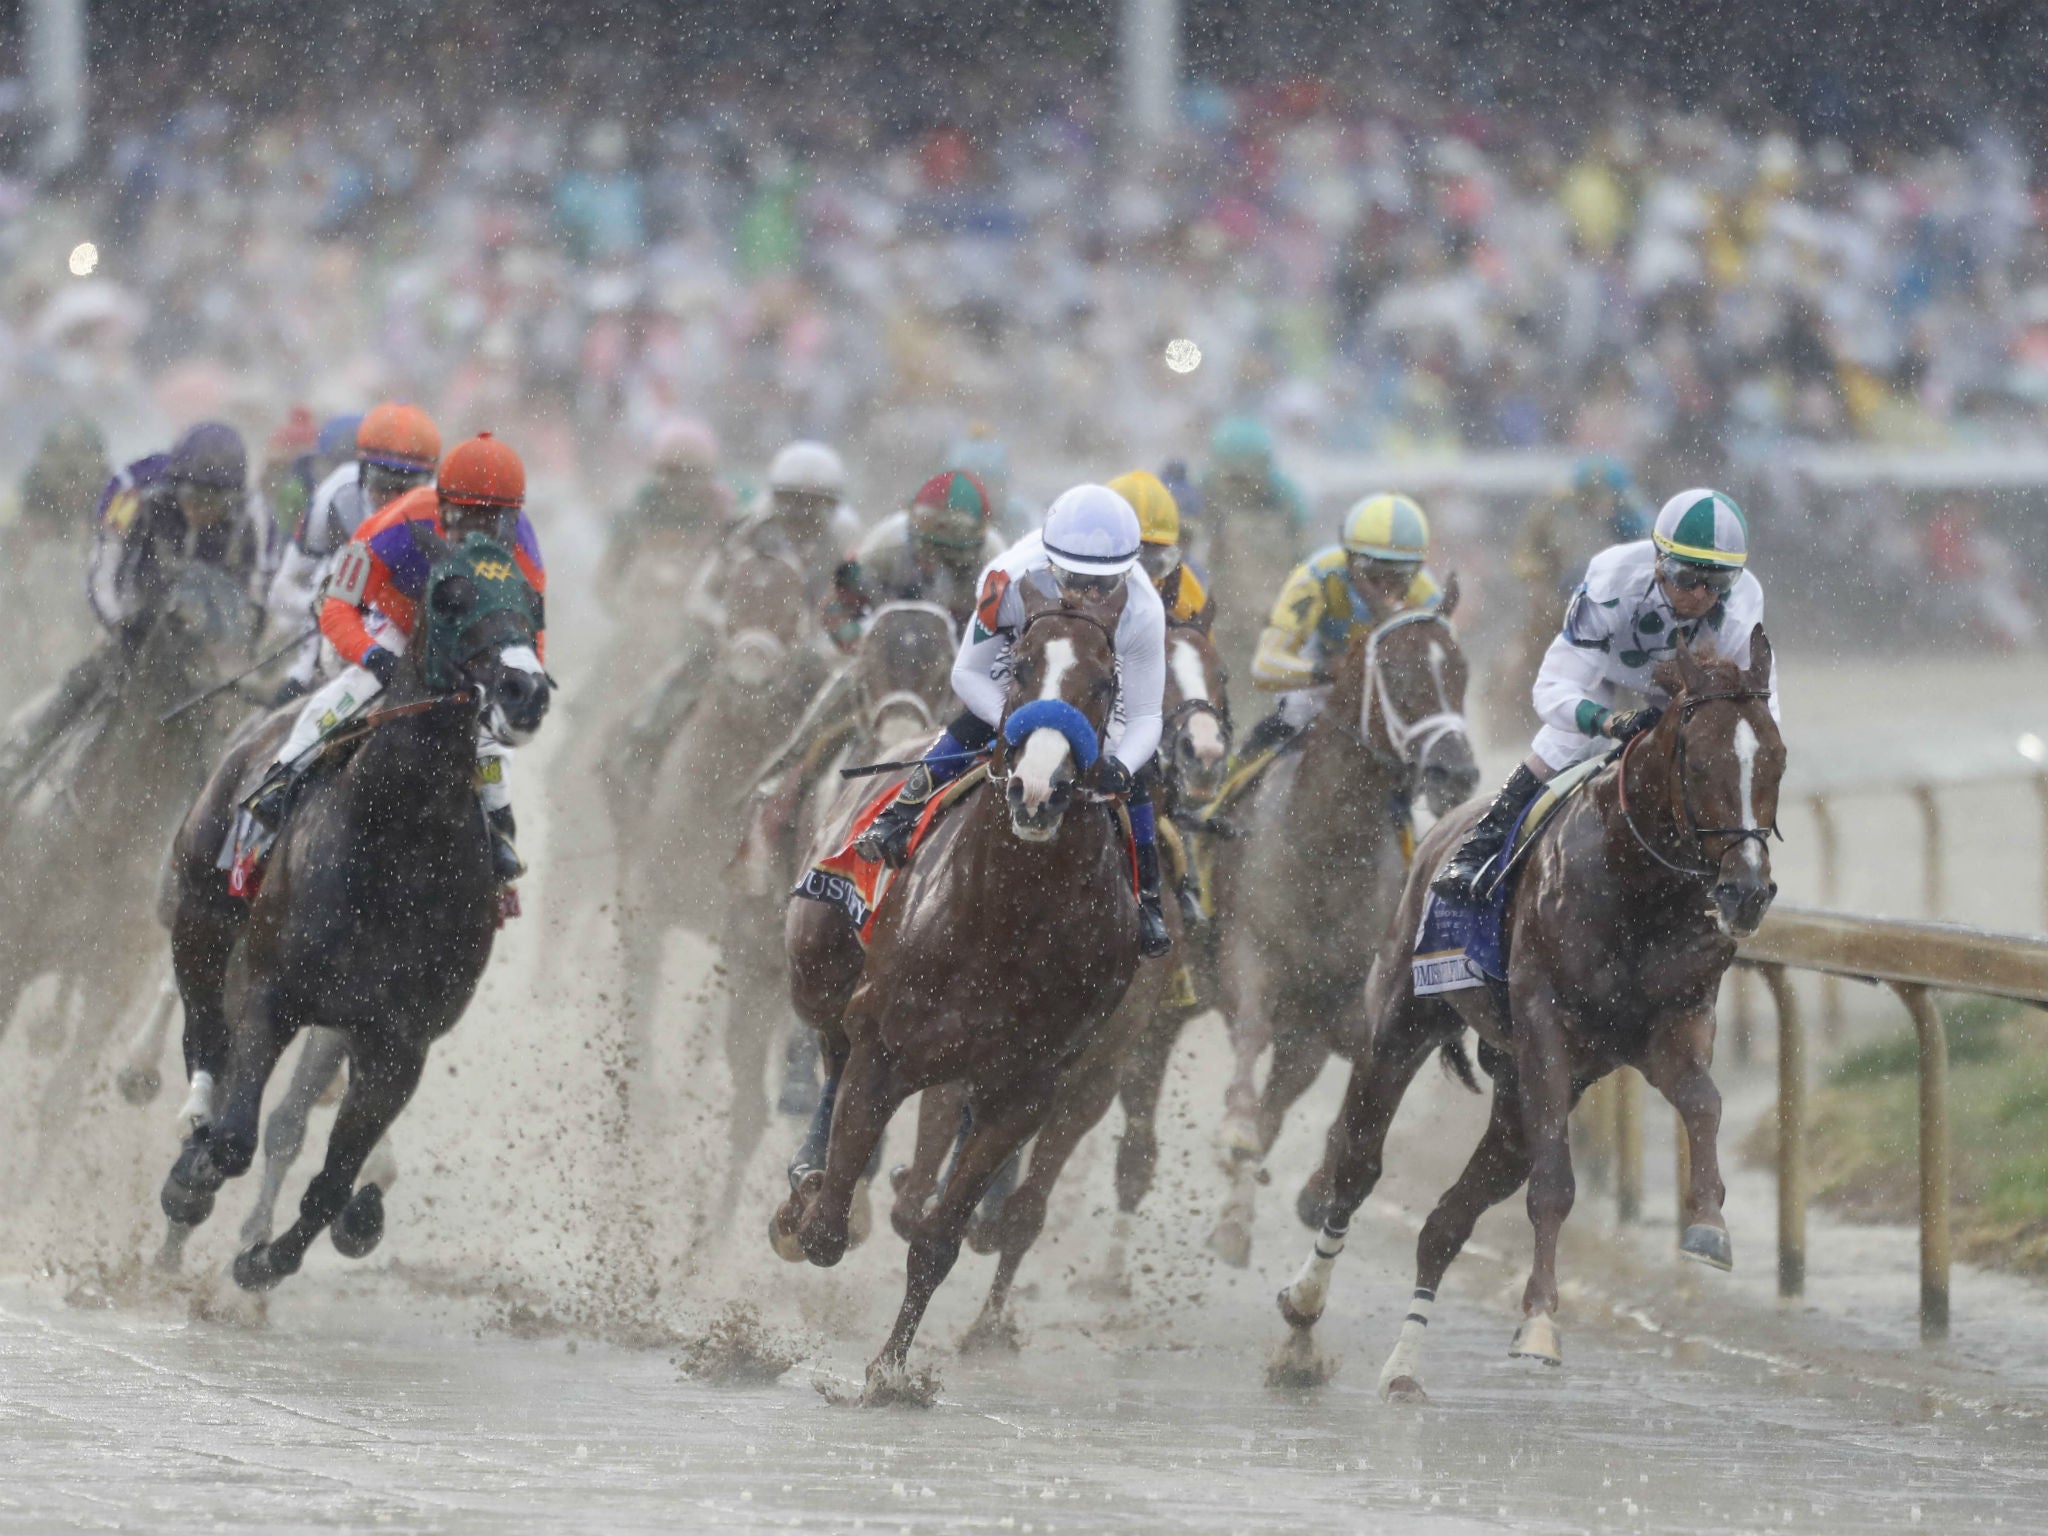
[1054,569,1123,598]
[1138,543,1182,582]
[1659,557,1738,596]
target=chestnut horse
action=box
[1206,593,1480,1265]
[774,572,1141,1401]
[1276,633,1782,1401]
[885,612,1234,1344]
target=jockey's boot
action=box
[1134,839,1173,958]
[1430,764,1544,904]
[1234,709,1298,764]
[854,763,938,869]
[1176,874,1206,927]
[487,806,526,883]
[244,758,306,832]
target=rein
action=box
[1361,610,1467,768]
[317,690,476,754]
[1615,687,1779,880]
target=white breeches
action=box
[275,663,513,812]
[1279,685,1331,731]
[1530,723,1607,775]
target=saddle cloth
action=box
[1411,746,1615,997]
[793,764,1140,946]
[793,765,990,944]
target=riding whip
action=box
[839,749,988,780]
[158,627,317,724]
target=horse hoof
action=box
[159,1143,222,1227]
[232,1242,293,1293]
[964,1212,1002,1256]
[331,1185,385,1259]
[1207,1220,1252,1269]
[116,1065,162,1105]
[1680,1223,1734,1271]
[1508,1314,1563,1366]
[1276,1287,1323,1331]
[846,1177,873,1252]
[1217,1113,1260,1166]
[958,1307,1022,1355]
[1382,1374,1431,1405]
[768,1203,807,1263]
[153,1225,191,1273]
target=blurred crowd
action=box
[0,21,2043,649]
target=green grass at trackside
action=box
[1747,996,2048,1278]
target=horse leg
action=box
[784,1040,906,1268]
[866,1080,1051,1401]
[158,988,294,1250]
[777,1018,822,1117]
[1207,997,1321,1267]
[1276,1003,1440,1333]
[963,1060,1124,1350]
[1260,1016,1337,1230]
[170,896,242,1133]
[115,972,181,1105]
[1376,1075,1530,1403]
[715,953,775,1229]
[235,1036,426,1291]
[1217,954,1272,1161]
[1113,1009,1184,1215]
[1640,1011,1732,1270]
[240,1027,345,1247]
[891,1082,965,1242]
[1510,1007,1578,1364]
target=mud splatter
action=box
[673,1300,803,1385]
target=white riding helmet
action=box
[767,439,847,498]
[1043,484,1141,577]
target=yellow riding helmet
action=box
[1110,469,1181,547]
[1341,493,1430,562]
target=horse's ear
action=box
[1019,572,1061,620]
[1160,564,1185,615]
[1743,624,1773,691]
[1437,570,1460,620]
[1673,631,1709,694]
[1651,656,1686,697]
[404,516,453,566]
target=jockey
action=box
[246,432,545,884]
[1202,416,1309,538]
[600,418,735,582]
[265,403,442,703]
[1433,488,1781,902]
[820,468,1006,648]
[1113,468,1212,628]
[730,439,862,608]
[946,426,1039,543]
[1235,493,1441,760]
[89,421,270,644]
[854,484,1174,957]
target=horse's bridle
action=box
[1618,687,1780,879]
[1360,610,1468,771]
[990,603,1121,791]
[859,601,958,734]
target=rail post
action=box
[1674,1114,1691,1239]
[1727,967,1754,1066]
[1614,1066,1642,1224]
[1911,783,1943,917]
[1760,963,1804,1299]
[1810,793,1843,1038]
[2037,772,2048,935]
[1893,983,1951,1340]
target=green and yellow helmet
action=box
[1341,493,1430,563]
[1652,488,1748,568]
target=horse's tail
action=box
[1438,1032,1481,1094]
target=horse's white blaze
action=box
[501,643,544,678]
[1170,636,1209,703]
[1187,711,1227,764]
[1733,717,1761,870]
[1013,728,1071,816]
[1037,637,1077,702]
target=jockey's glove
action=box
[1599,705,1662,742]
[362,647,402,690]
[1091,757,1135,799]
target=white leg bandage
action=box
[1377,1287,1435,1392]
[474,737,514,813]
[1284,1219,1349,1320]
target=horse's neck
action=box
[342,704,477,827]
[1292,707,1402,854]
[1581,731,1710,922]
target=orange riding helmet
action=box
[439,431,525,509]
[357,402,442,473]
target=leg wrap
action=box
[1378,1287,1435,1391]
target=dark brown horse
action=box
[1275,632,1783,1401]
[773,574,1141,1401]
[1207,594,1480,1265]
[154,532,551,1288]
[884,613,1234,1343]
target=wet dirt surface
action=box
[7,616,2048,1533]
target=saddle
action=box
[1411,746,1616,997]
[794,764,991,943]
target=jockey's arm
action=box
[950,627,1009,729]
[1109,581,1167,774]
[317,540,387,669]
[1250,560,1327,692]
[1532,586,1620,738]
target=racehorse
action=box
[709,600,958,1229]
[1206,590,1480,1265]
[773,573,1141,1401]
[154,531,550,1289]
[1275,634,1782,1401]
[0,562,256,1158]
[884,612,1234,1341]
[608,547,830,1107]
